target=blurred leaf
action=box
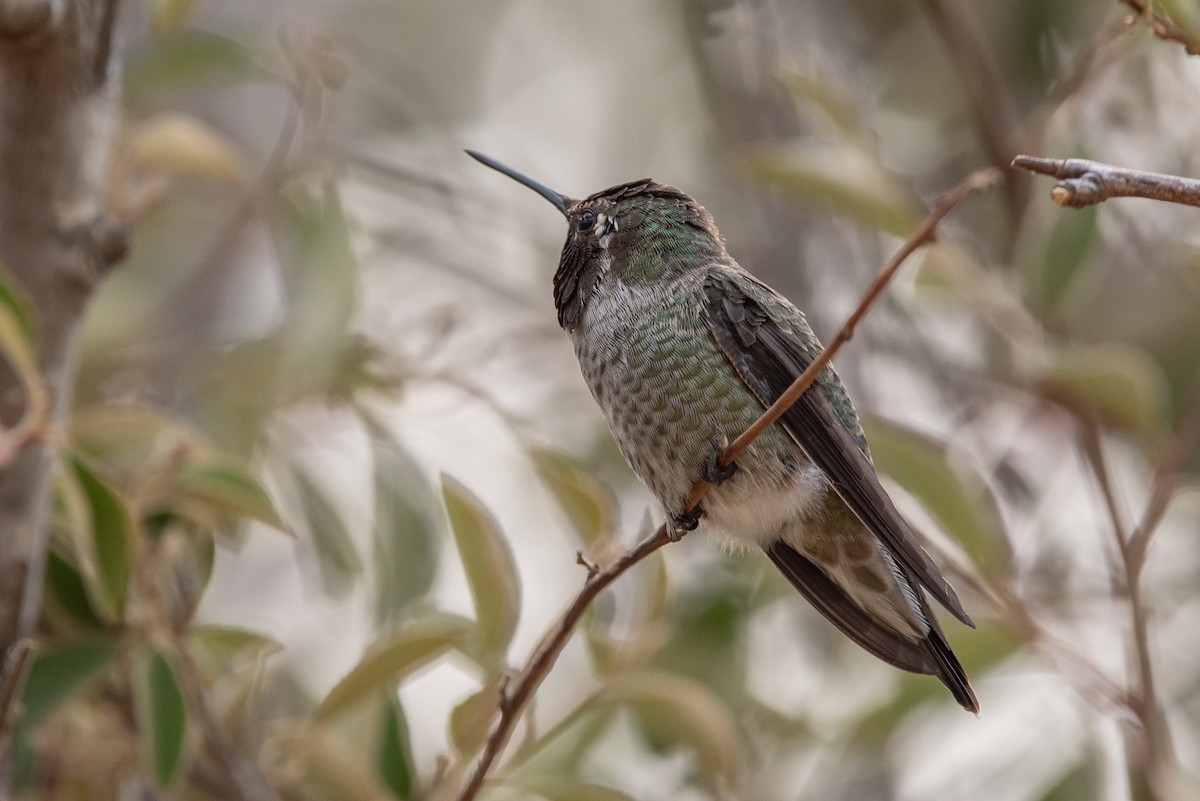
[277,187,359,393]
[135,647,188,788]
[173,459,288,532]
[1036,342,1169,437]
[745,143,922,236]
[61,455,136,623]
[0,267,44,430]
[529,447,616,547]
[594,671,741,788]
[125,30,259,101]
[0,266,35,346]
[448,678,501,757]
[779,70,861,135]
[151,0,195,34]
[861,417,1012,577]
[70,404,199,475]
[369,429,440,626]
[505,775,637,801]
[314,615,473,724]
[1026,202,1096,314]
[290,460,363,591]
[21,637,117,727]
[42,549,105,630]
[377,694,416,800]
[290,722,392,801]
[127,114,246,182]
[442,475,520,662]
[188,624,283,672]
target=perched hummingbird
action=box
[467,151,978,713]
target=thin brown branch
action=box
[1078,420,1176,800]
[451,167,1001,801]
[1121,0,1200,55]
[1013,155,1200,208]
[1127,388,1200,570]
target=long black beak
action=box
[466,150,571,217]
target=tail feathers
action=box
[764,540,978,713]
[926,625,980,714]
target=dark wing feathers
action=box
[703,270,978,712]
[701,271,973,628]
[764,540,937,674]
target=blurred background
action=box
[22,1,1200,799]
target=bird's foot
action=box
[701,434,737,486]
[669,504,704,541]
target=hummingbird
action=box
[467,151,979,713]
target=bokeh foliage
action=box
[8,1,1200,800]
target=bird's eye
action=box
[577,209,596,231]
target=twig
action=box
[451,167,1001,801]
[1013,155,1200,208]
[1120,0,1200,55]
[1127,388,1200,570]
[1077,421,1175,799]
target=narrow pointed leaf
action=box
[448,679,501,757]
[529,447,616,547]
[173,459,288,531]
[42,549,105,630]
[377,694,416,799]
[188,624,283,671]
[1036,342,1169,437]
[0,269,43,429]
[291,460,363,589]
[315,615,472,724]
[21,637,117,727]
[746,144,922,235]
[135,647,188,787]
[594,671,741,788]
[369,428,439,625]
[62,455,136,623]
[442,476,521,662]
[861,417,1011,578]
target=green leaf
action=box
[173,459,288,531]
[529,447,616,547]
[370,430,440,626]
[448,679,500,757]
[42,549,105,630]
[377,694,415,800]
[136,647,188,787]
[0,268,44,431]
[314,615,473,724]
[60,455,136,623]
[505,775,637,801]
[1036,342,1169,437]
[274,187,360,396]
[125,30,259,102]
[69,404,199,475]
[745,143,922,236]
[442,475,521,662]
[594,671,741,788]
[291,460,363,591]
[861,417,1012,578]
[188,624,283,672]
[1027,201,1097,314]
[21,637,117,727]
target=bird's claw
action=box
[701,435,737,486]
[669,504,704,540]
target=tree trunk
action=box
[0,0,123,793]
